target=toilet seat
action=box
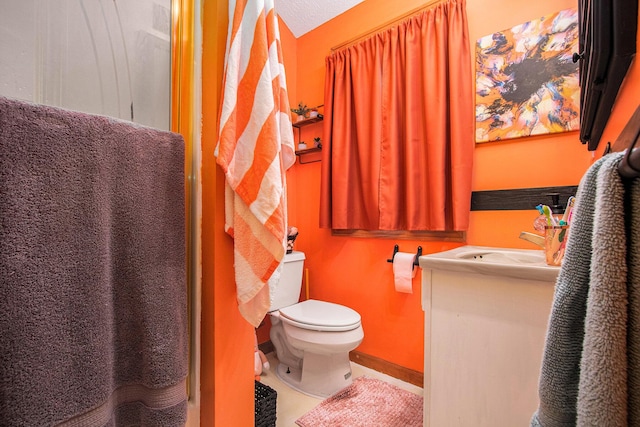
[279,299,361,332]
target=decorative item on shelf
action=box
[298,141,308,150]
[287,226,299,254]
[313,137,322,148]
[291,102,310,122]
[309,104,323,118]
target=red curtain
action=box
[320,0,473,231]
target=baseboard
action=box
[259,340,423,388]
[258,340,274,355]
[349,350,424,388]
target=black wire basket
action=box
[255,380,277,427]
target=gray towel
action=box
[577,154,628,425]
[628,178,640,426]
[531,153,605,427]
[532,151,640,426]
[0,96,187,426]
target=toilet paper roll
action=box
[392,252,416,293]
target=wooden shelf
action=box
[295,146,322,164]
[292,115,323,128]
[292,115,323,164]
[295,147,321,156]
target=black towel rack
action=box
[620,146,640,179]
[386,244,422,269]
[613,104,640,179]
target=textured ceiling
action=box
[275,0,365,38]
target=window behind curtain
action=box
[320,0,474,232]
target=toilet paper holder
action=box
[386,244,422,269]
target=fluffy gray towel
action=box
[0,96,187,426]
[532,151,640,426]
[577,154,628,425]
[531,154,605,427]
[628,178,640,426]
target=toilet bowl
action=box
[268,252,364,398]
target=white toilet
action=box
[269,251,364,398]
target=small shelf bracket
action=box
[295,147,322,164]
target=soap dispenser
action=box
[547,193,565,218]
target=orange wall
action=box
[277,0,640,374]
[199,0,640,424]
[199,3,306,425]
[201,1,254,426]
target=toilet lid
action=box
[279,299,361,332]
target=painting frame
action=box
[475,8,580,143]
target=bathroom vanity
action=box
[419,246,559,427]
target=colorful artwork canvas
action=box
[475,9,580,143]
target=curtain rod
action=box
[330,0,444,52]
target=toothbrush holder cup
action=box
[544,225,569,266]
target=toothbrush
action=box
[541,204,557,226]
[561,196,576,225]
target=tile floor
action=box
[258,351,424,426]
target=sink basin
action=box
[419,245,559,282]
[456,249,544,264]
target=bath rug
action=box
[295,376,423,427]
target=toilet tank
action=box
[269,251,305,311]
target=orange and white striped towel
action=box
[216,0,295,327]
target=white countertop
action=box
[419,245,560,283]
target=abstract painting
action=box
[475,9,579,143]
